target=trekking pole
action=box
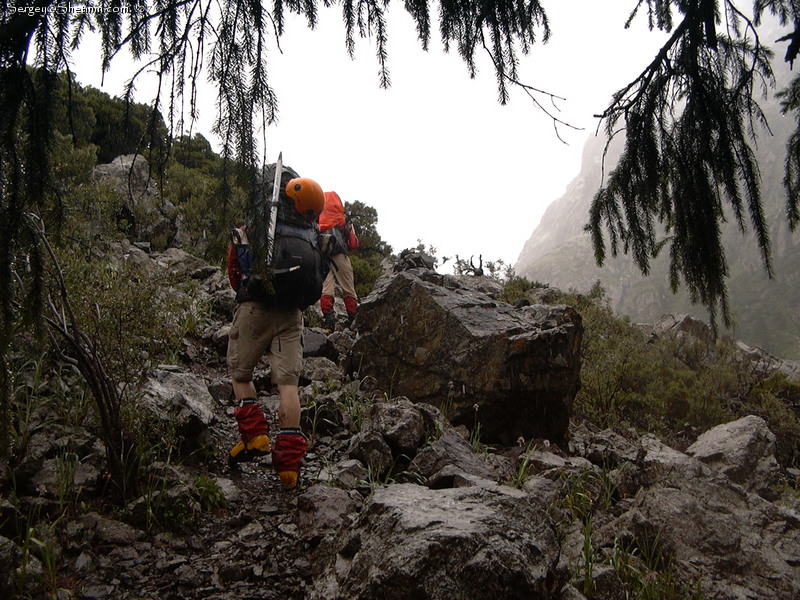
[265,151,283,266]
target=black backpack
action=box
[231,163,326,310]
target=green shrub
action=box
[498,272,547,304]
[57,246,200,390]
[559,285,800,466]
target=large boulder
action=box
[347,270,582,446]
[310,483,564,600]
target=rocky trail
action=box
[3,246,800,600]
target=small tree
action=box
[345,200,392,296]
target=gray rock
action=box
[559,583,590,600]
[588,563,625,600]
[27,456,101,499]
[409,428,497,483]
[206,377,233,404]
[365,398,426,456]
[296,485,363,542]
[154,247,209,277]
[303,328,340,361]
[210,323,231,354]
[687,415,782,499]
[311,483,564,600]
[78,513,145,546]
[315,459,369,488]
[94,154,176,244]
[138,368,217,453]
[213,477,241,503]
[590,433,800,600]
[568,423,641,468]
[301,356,343,386]
[14,424,105,494]
[635,434,713,486]
[346,430,394,475]
[79,580,117,599]
[519,448,596,476]
[109,240,158,275]
[600,480,800,600]
[328,330,357,361]
[520,475,562,500]
[393,251,436,271]
[208,287,237,318]
[650,313,715,348]
[734,341,800,383]
[74,550,96,573]
[0,535,19,598]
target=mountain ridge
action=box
[515,95,800,360]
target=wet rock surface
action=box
[349,269,583,446]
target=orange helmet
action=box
[285,177,324,220]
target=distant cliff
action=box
[515,89,800,360]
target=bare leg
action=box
[277,384,301,429]
[232,379,257,400]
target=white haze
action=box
[73,2,668,269]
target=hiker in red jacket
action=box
[319,191,359,330]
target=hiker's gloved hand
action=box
[271,430,308,489]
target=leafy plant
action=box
[6,355,52,465]
[508,444,538,489]
[17,517,65,599]
[339,389,374,434]
[610,533,705,600]
[469,404,484,454]
[577,518,595,597]
[193,475,227,512]
[55,450,80,511]
[358,454,425,490]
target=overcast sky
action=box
[74,2,668,270]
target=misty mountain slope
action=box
[515,96,800,360]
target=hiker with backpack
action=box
[225,160,326,489]
[319,190,359,330]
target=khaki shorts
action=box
[227,301,303,385]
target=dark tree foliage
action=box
[79,85,169,164]
[780,70,800,225]
[44,73,169,163]
[172,133,220,173]
[590,0,800,330]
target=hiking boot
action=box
[229,434,271,466]
[229,399,270,467]
[323,311,336,332]
[271,429,308,490]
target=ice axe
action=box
[265,151,283,266]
